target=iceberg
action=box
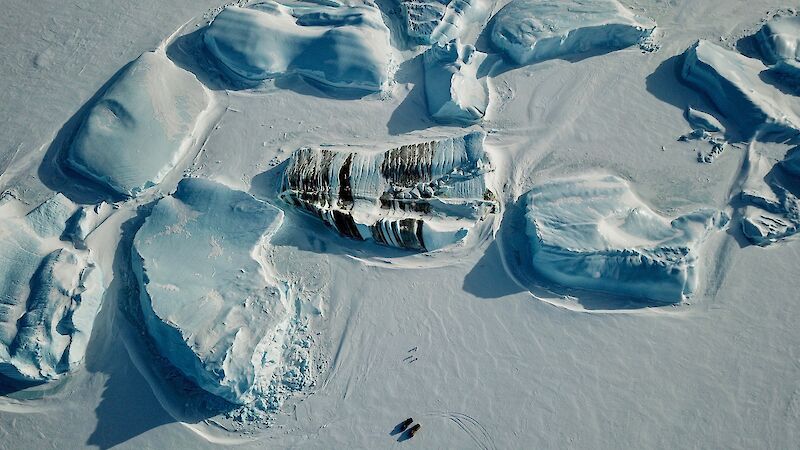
[65,51,212,197]
[423,39,489,125]
[490,0,655,66]
[279,132,497,252]
[0,194,104,382]
[132,178,288,404]
[756,15,800,78]
[680,40,799,140]
[396,0,485,45]
[524,174,726,304]
[204,2,393,92]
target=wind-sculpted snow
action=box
[490,0,655,66]
[680,40,799,140]
[66,52,212,198]
[279,132,497,252]
[423,39,489,124]
[756,15,800,78]
[0,195,104,382]
[524,175,726,304]
[204,2,393,92]
[132,178,289,405]
[739,150,800,246]
[396,0,485,45]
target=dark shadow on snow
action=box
[387,54,437,136]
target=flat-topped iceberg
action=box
[204,2,393,92]
[279,132,497,252]
[66,51,212,197]
[524,174,726,304]
[423,39,489,124]
[756,15,800,78]
[0,194,104,382]
[490,0,655,65]
[680,40,799,140]
[396,0,485,45]
[132,178,288,404]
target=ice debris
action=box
[0,194,104,382]
[423,39,489,125]
[524,174,726,304]
[756,15,800,79]
[396,0,485,45]
[132,178,289,404]
[279,131,497,252]
[490,0,655,66]
[680,40,799,140]
[204,2,393,92]
[66,52,212,197]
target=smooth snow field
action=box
[1,0,800,449]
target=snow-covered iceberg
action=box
[0,194,104,382]
[396,0,485,45]
[423,39,489,124]
[490,0,655,66]
[756,15,800,78]
[66,52,212,198]
[680,40,799,140]
[132,178,288,404]
[204,2,393,92]
[524,174,726,304]
[279,132,497,252]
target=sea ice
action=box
[132,178,288,404]
[0,194,104,382]
[490,0,655,66]
[680,40,799,140]
[524,174,726,304]
[204,2,393,92]
[279,132,497,252]
[423,39,489,124]
[756,15,800,78]
[395,0,485,45]
[65,52,212,197]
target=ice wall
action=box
[423,39,489,125]
[66,52,212,197]
[490,0,654,65]
[525,174,726,304]
[132,178,288,404]
[756,15,800,78]
[204,2,393,92]
[279,132,497,252]
[396,0,485,45]
[0,194,104,382]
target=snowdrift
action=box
[423,39,489,125]
[490,0,654,65]
[756,15,800,78]
[680,40,799,140]
[279,132,497,252]
[0,194,104,382]
[204,2,393,92]
[66,52,212,197]
[524,174,726,304]
[132,178,288,405]
[395,0,485,45]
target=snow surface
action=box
[0,194,104,382]
[204,2,393,92]
[132,178,288,404]
[525,174,726,303]
[423,39,489,124]
[65,51,213,197]
[490,0,655,65]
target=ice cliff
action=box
[524,174,726,304]
[132,178,288,404]
[0,194,104,382]
[423,39,489,125]
[65,52,212,197]
[756,15,800,78]
[204,2,393,92]
[490,0,655,66]
[279,132,497,252]
[395,0,485,45]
